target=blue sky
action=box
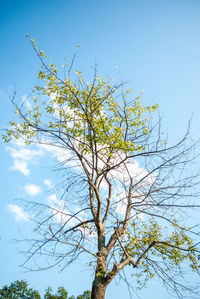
[1,0,200,298]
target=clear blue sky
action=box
[1,0,200,298]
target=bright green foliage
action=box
[3,38,158,156]
[125,218,200,286]
[0,280,40,299]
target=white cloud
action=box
[47,194,66,208]
[24,184,41,196]
[38,142,72,163]
[6,146,44,161]
[7,204,29,221]
[47,194,76,226]
[10,138,26,147]
[11,159,30,176]
[48,193,57,202]
[44,179,54,188]
[6,141,44,176]
[48,194,57,201]
[51,206,71,225]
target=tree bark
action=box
[91,281,106,299]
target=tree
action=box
[0,280,91,299]
[3,37,200,299]
[77,291,91,299]
[44,286,68,299]
[0,280,40,299]
[44,286,90,299]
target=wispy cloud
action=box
[7,204,29,221]
[11,159,30,176]
[46,194,73,225]
[6,141,44,176]
[44,179,54,189]
[47,194,66,208]
[6,146,44,161]
[24,184,41,196]
[38,142,72,163]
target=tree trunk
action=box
[91,281,106,299]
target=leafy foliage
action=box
[0,280,40,299]
[3,38,158,155]
[0,281,91,299]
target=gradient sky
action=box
[1,0,200,298]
